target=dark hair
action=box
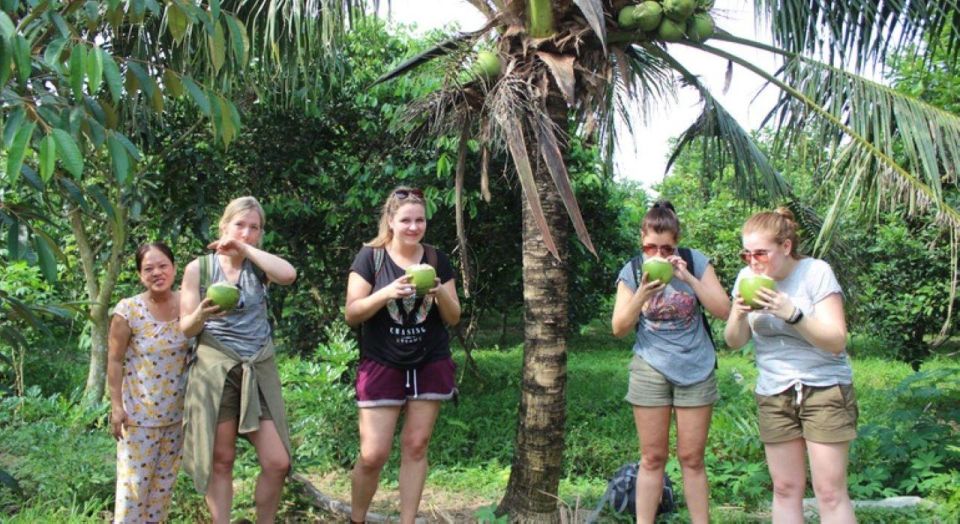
[641,200,680,240]
[742,207,802,259]
[135,242,175,272]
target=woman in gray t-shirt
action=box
[725,207,856,524]
[611,201,730,524]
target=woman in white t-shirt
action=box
[725,207,857,524]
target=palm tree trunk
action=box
[498,94,569,522]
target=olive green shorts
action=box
[217,365,272,423]
[755,384,858,444]
[624,354,719,408]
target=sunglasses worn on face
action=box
[394,189,424,200]
[740,249,771,263]
[643,244,676,257]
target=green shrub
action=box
[848,217,956,367]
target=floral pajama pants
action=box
[114,423,183,523]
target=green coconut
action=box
[618,5,642,29]
[657,18,685,42]
[475,50,502,79]
[206,282,241,311]
[635,1,664,32]
[663,0,696,22]
[686,12,715,43]
[406,263,437,295]
[738,274,777,309]
[642,257,674,285]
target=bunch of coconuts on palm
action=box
[617,0,716,43]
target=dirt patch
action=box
[296,472,495,523]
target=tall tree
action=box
[0,0,363,403]
[376,0,960,519]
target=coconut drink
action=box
[406,264,437,295]
[642,257,674,285]
[206,282,241,311]
[738,274,777,309]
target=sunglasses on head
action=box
[642,244,676,257]
[393,188,424,200]
[739,249,771,263]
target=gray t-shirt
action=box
[616,248,715,386]
[203,257,272,358]
[732,258,853,395]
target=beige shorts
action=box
[218,365,272,423]
[624,354,718,408]
[756,384,858,444]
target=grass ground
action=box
[1,324,956,522]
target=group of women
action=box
[107,189,856,524]
[612,201,857,524]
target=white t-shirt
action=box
[733,258,853,395]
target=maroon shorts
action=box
[355,356,457,408]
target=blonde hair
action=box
[742,206,802,259]
[366,187,427,248]
[218,196,266,246]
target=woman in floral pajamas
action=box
[107,242,192,523]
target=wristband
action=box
[785,307,804,324]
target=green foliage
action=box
[847,216,956,366]
[851,365,960,506]
[1,336,956,521]
[0,388,113,514]
[663,128,958,365]
[135,21,627,354]
[283,321,359,471]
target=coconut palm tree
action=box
[375,0,960,519]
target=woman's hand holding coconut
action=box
[381,274,416,300]
[745,286,797,320]
[666,253,694,284]
[634,271,667,306]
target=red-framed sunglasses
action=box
[642,244,676,257]
[739,249,771,263]
[394,188,424,200]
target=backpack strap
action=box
[372,247,385,281]
[423,243,438,271]
[198,253,214,296]
[630,255,642,288]
[679,247,719,366]
[372,244,438,281]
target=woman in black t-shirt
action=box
[344,186,461,524]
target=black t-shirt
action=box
[350,245,455,368]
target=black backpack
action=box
[587,461,676,522]
[630,247,718,355]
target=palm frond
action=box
[582,44,676,176]
[500,113,559,259]
[533,111,597,257]
[754,0,960,71]
[572,0,607,54]
[690,37,960,247]
[373,31,482,86]
[649,45,790,203]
